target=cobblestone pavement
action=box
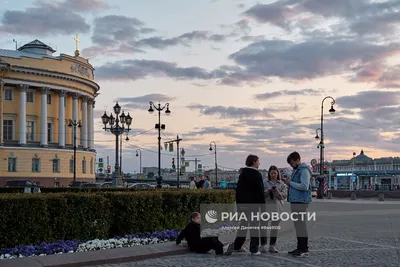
[92,201,400,267]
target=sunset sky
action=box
[1,0,400,173]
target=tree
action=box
[147,172,154,179]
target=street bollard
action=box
[351,191,356,200]
[328,191,332,199]
[379,192,384,201]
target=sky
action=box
[1,0,400,173]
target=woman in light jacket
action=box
[260,165,287,253]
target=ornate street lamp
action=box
[101,102,132,187]
[148,101,170,188]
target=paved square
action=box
[92,200,400,267]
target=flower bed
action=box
[0,226,239,260]
[0,229,180,260]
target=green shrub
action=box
[0,189,234,248]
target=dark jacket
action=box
[236,167,265,204]
[176,221,201,250]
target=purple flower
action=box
[0,229,182,259]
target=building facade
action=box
[320,150,400,190]
[0,40,99,187]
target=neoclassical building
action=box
[318,150,400,190]
[0,39,98,187]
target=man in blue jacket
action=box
[282,151,312,258]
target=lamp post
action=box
[101,102,132,187]
[317,96,336,199]
[136,149,142,181]
[148,101,171,188]
[209,141,218,187]
[68,119,82,182]
[164,135,182,188]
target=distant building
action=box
[321,150,400,190]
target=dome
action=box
[354,149,372,161]
[17,39,56,56]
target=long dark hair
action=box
[268,165,281,181]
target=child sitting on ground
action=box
[176,212,233,256]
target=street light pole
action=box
[101,102,133,187]
[148,101,171,188]
[120,136,122,176]
[317,96,336,199]
[68,119,82,182]
[164,135,182,188]
[209,141,218,187]
[136,149,142,181]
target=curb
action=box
[1,228,297,267]
[0,243,189,267]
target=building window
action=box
[32,158,40,172]
[82,158,86,174]
[27,91,34,103]
[47,94,52,104]
[3,120,13,141]
[4,89,12,100]
[48,123,52,142]
[8,158,17,172]
[26,121,34,141]
[69,159,74,173]
[52,159,60,173]
[90,158,94,174]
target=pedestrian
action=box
[233,154,265,255]
[197,176,205,188]
[176,212,234,256]
[203,176,211,189]
[260,165,287,253]
[189,176,197,189]
[219,179,227,189]
[282,151,312,257]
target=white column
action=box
[87,99,93,149]
[72,93,79,145]
[90,100,95,149]
[0,80,5,145]
[81,96,87,148]
[19,84,28,145]
[58,90,65,147]
[40,88,49,146]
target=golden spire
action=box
[74,35,80,56]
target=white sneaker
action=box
[251,251,261,255]
[259,245,268,253]
[223,243,234,255]
[234,247,248,253]
[268,245,279,253]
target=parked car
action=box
[128,183,156,189]
[81,183,102,188]
[5,180,36,187]
[101,182,113,188]
[68,181,90,187]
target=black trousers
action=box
[192,237,224,255]
[260,220,280,246]
[291,203,309,250]
[233,205,261,253]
